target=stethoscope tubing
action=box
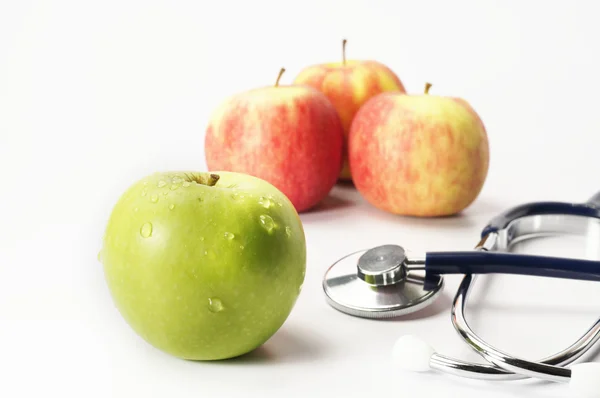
[440,192,600,381]
[424,251,600,283]
[430,273,600,381]
[481,192,600,237]
[431,235,600,382]
[453,274,569,382]
[453,268,600,383]
[427,193,600,381]
[324,191,600,382]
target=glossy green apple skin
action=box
[100,171,306,360]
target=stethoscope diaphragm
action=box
[322,247,444,319]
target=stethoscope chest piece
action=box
[323,245,444,319]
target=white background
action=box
[2,0,600,397]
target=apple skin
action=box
[293,60,406,180]
[99,171,306,360]
[204,84,344,213]
[348,91,489,217]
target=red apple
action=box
[293,40,406,181]
[204,68,344,212]
[348,83,490,217]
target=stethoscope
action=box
[323,191,600,396]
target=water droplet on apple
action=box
[172,176,183,184]
[231,192,245,201]
[208,297,224,313]
[162,191,169,196]
[150,194,158,203]
[285,226,292,238]
[258,196,272,209]
[170,184,180,191]
[199,236,204,241]
[186,269,198,279]
[239,245,245,250]
[259,214,275,233]
[133,207,139,212]
[168,204,175,210]
[140,222,153,238]
[141,189,147,197]
[204,250,208,255]
[277,202,283,207]
[157,180,166,188]
[182,181,191,187]
[224,232,235,240]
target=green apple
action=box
[99,171,306,360]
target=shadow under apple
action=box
[335,179,356,189]
[359,204,481,232]
[359,196,508,232]
[208,326,328,365]
[302,193,355,214]
[298,185,364,222]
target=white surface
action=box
[392,334,436,372]
[2,1,600,397]
[570,363,600,398]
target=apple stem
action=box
[424,82,432,94]
[275,68,285,87]
[342,39,347,66]
[206,174,220,186]
[193,173,220,186]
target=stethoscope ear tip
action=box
[392,335,436,373]
[570,363,600,397]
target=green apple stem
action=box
[275,68,285,87]
[188,173,220,186]
[342,39,347,65]
[424,82,432,94]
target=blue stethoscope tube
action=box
[422,191,600,283]
[425,251,600,282]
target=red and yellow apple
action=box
[348,83,489,217]
[293,40,406,181]
[204,68,344,212]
